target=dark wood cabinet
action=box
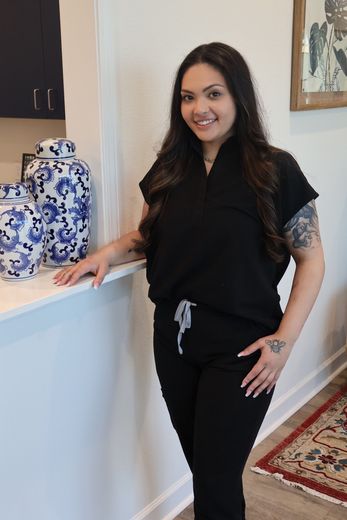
[0,0,65,119]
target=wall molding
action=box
[93,0,120,244]
[131,473,192,520]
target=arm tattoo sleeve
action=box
[283,200,321,249]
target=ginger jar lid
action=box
[35,138,76,159]
[0,182,29,202]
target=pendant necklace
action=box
[203,155,216,164]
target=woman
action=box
[54,42,325,520]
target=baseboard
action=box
[161,492,194,520]
[253,344,347,445]
[132,346,347,520]
[130,473,192,520]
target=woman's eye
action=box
[181,94,193,101]
[209,91,221,98]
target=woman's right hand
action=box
[53,203,149,289]
[53,247,113,289]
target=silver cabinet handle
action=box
[47,89,55,111]
[33,89,41,110]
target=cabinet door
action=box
[0,0,46,118]
[41,0,65,119]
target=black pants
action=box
[153,300,276,520]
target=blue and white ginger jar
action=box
[0,183,46,280]
[25,138,91,266]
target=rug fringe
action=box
[250,466,347,508]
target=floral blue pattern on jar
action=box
[25,138,92,267]
[0,183,46,280]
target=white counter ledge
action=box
[0,259,146,322]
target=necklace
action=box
[203,155,216,164]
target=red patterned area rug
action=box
[251,384,347,508]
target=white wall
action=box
[0,118,65,182]
[1,1,346,520]
[0,272,194,520]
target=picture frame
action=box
[21,153,36,181]
[290,0,347,110]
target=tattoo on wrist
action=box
[265,338,286,353]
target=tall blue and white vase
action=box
[25,138,91,267]
[0,183,47,280]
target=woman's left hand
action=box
[238,333,293,398]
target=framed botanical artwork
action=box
[290,0,347,110]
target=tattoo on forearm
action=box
[283,200,321,249]
[265,338,286,353]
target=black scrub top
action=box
[139,135,318,331]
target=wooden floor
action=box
[175,366,347,520]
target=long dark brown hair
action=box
[133,42,285,261]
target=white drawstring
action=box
[174,299,197,354]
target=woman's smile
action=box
[194,118,217,127]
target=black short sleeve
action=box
[276,151,319,228]
[139,160,159,204]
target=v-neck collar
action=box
[189,132,238,178]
